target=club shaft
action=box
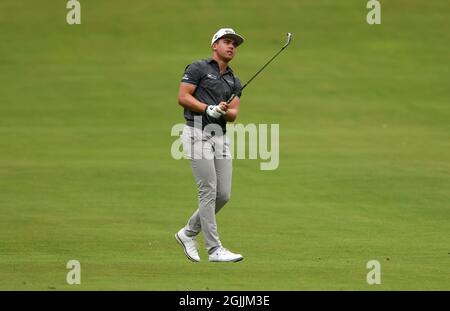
[226,47,286,105]
[226,33,292,105]
[242,46,287,91]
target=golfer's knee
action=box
[198,181,217,198]
[216,191,230,204]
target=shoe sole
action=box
[175,233,200,262]
[209,257,244,263]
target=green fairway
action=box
[0,0,449,290]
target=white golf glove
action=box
[205,105,226,119]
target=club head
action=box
[283,32,292,49]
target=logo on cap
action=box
[211,28,245,46]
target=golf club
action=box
[226,32,293,105]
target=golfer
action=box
[175,28,244,262]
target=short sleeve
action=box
[181,62,203,86]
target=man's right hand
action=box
[205,105,226,119]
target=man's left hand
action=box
[217,102,228,115]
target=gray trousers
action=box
[181,125,232,253]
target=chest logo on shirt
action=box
[207,73,218,80]
[224,78,234,85]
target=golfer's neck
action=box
[212,54,229,74]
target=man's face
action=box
[213,37,237,61]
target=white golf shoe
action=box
[209,247,243,262]
[175,228,200,262]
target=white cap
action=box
[211,28,245,47]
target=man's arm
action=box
[178,82,208,113]
[218,96,240,122]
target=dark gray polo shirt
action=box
[180,58,242,132]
